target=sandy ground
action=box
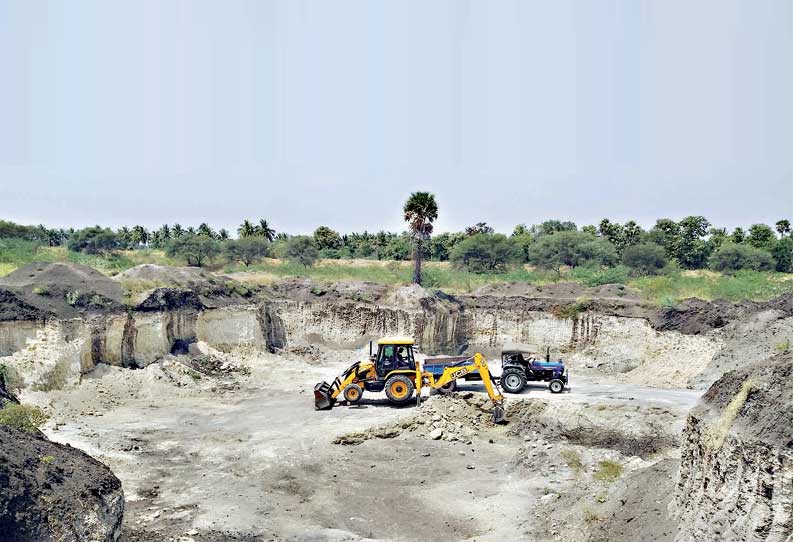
[31,350,702,542]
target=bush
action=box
[449,234,521,273]
[527,232,617,273]
[0,403,48,433]
[67,226,120,256]
[622,243,669,275]
[708,243,774,272]
[166,235,221,267]
[224,237,270,267]
[284,236,319,267]
[313,226,342,250]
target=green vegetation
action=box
[630,270,791,304]
[224,237,271,267]
[40,455,55,464]
[165,235,221,267]
[403,191,439,285]
[593,460,623,483]
[622,243,669,275]
[283,236,319,267]
[450,233,521,273]
[0,403,48,433]
[709,243,775,272]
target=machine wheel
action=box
[501,369,527,394]
[549,379,565,394]
[342,383,364,404]
[385,375,415,405]
[437,380,457,394]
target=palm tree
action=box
[158,224,172,241]
[197,223,215,238]
[776,220,791,237]
[257,219,276,241]
[218,228,230,241]
[172,224,184,238]
[238,219,256,238]
[186,226,196,235]
[403,192,438,285]
[131,225,149,247]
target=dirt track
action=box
[36,350,701,542]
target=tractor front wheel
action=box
[342,383,364,404]
[385,375,415,405]
[549,379,565,394]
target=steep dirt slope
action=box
[673,351,793,542]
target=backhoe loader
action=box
[313,338,506,423]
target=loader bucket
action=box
[492,404,506,424]
[314,381,334,410]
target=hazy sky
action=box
[1,0,791,234]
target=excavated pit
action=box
[0,264,790,542]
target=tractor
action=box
[313,337,506,423]
[499,348,568,394]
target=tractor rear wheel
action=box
[385,375,415,405]
[501,369,527,394]
[342,383,364,404]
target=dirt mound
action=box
[472,281,642,302]
[0,263,124,319]
[268,277,390,304]
[0,424,124,542]
[115,265,251,307]
[0,287,48,321]
[652,294,792,335]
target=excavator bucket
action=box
[314,381,334,410]
[492,403,506,424]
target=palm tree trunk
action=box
[413,239,422,285]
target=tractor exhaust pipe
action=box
[314,381,334,410]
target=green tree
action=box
[197,223,215,239]
[531,220,577,237]
[622,243,669,275]
[709,243,774,272]
[730,227,745,244]
[172,224,185,238]
[224,237,270,267]
[403,192,438,285]
[772,237,793,272]
[217,228,230,241]
[257,219,276,241]
[313,226,342,250]
[464,222,494,236]
[284,236,319,267]
[131,225,149,247]
[117,226,132,249]
[166,235,221,267]
[450,234,521,273]
[707,227,728,251]
[67,226,121,256]
[747,224,776,250]
[775,219,791,237]
[648,219,681,259]
[528,231,617,275]
[238,220,256,238]
[581,225,598,236]
[512,224,530,236]
[676,216,711,269]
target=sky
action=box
[0,0,791,235]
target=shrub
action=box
[708,243,774,272]
[622,243,669,275]
[313,226,342,250]
[224,237,270,267]
[449,234,521,273]
[593,460,622,483]
[0,404,48,432]
[283,236,319,267]
[166,235,221,267]
[67,226,120,256]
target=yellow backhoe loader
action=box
[313,338,506,423]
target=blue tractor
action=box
[499,348,568,394]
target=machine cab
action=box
[373,338,416,377]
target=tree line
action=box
[1,207,791,278]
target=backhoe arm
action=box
[425,353,506,423]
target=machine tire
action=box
[385,375,415,405]
[549,379,565,394]
[437,380,457,394]
[501,369,527,394]
[342,383,364,404]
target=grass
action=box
[704,379,753,450]
[593,460,623,483]
[0,239,790,303]
[0,403,48,432]
[560,449,584,474]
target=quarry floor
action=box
[36,352,702,542]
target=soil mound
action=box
[115,265,251,307]
[0,287,48,321]
[653,294,793,335]
[0,263,124,319]
[268,277,390,304]
[0,425,124,542]
[471,281,642,302]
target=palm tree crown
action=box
[257,219,276,241]
[403,192,438,285]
